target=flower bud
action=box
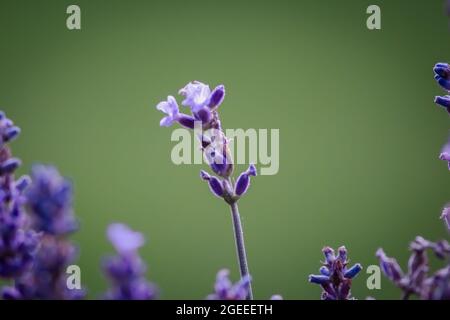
[234,164,257,196]
[4,126,20,142]
[0,158,21,175]
[208,85,225,109]
[200,170,224,198]
[434,96,450,113]
[344,263,362,279]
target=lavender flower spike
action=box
[5,164,84,299]
[0,111,40,279]
[207,269,251,300]
[376,248,404,284]
[108,223,145,253]
[308,246,362,300]
[156,81,254,299]
[207,85,225,109]
[200,170,224,198]
[434,95,450,114]
[179,81,211,112]
[103,223,157,300]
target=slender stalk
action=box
[229,201,253,300]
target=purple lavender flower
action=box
[3,236,84,300]
[377,226,450,300]
[0,112,40,279]
[3,165,84,299]
[308,246,362,300]
[207,269,251,300]
[103,223,157,300]
[26,165,78,235]
[157,81,256,299]
[376,248,404,285]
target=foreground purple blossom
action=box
[433,62,450,170]
[308,246,362,300]
[103,223,157,300]
[0,112,40,278]
[156,81,255,299]
[207,269,251,300]
[2,165,84,299]
[25,165,78,235]
[376,221,450,300]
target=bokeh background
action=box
[1,0,449,299]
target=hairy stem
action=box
[229,201,253,300]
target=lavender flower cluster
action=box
[156,81,257,202]
[0,112,39,279]
[369,63,450,300]
[0,111,156,300]
[308,246,362,300]
[103,223,157,300]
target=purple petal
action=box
[234,172,250,196]
[376,248,404,283]
[337,246,347,262]
[208,85,225,109]
[0,158,21,174]
[179,81,211,112]
[107,223,145,254]
[308,274,330,285]
[322,246,335,264]
[177,114,195,129]
[344,263,362,279]
[435,96,450,108]
[156,96,179,127]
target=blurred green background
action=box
[1,0,449,299]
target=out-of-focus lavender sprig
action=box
[207,269,251,300]
[377,213,450,300]
[308,246,362,300]
[103,223,157,300]
[156,81,256,299]
[207,269,282,300]
[432,63,450,170]
[2,165,84,299]
[0,111,40,279]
